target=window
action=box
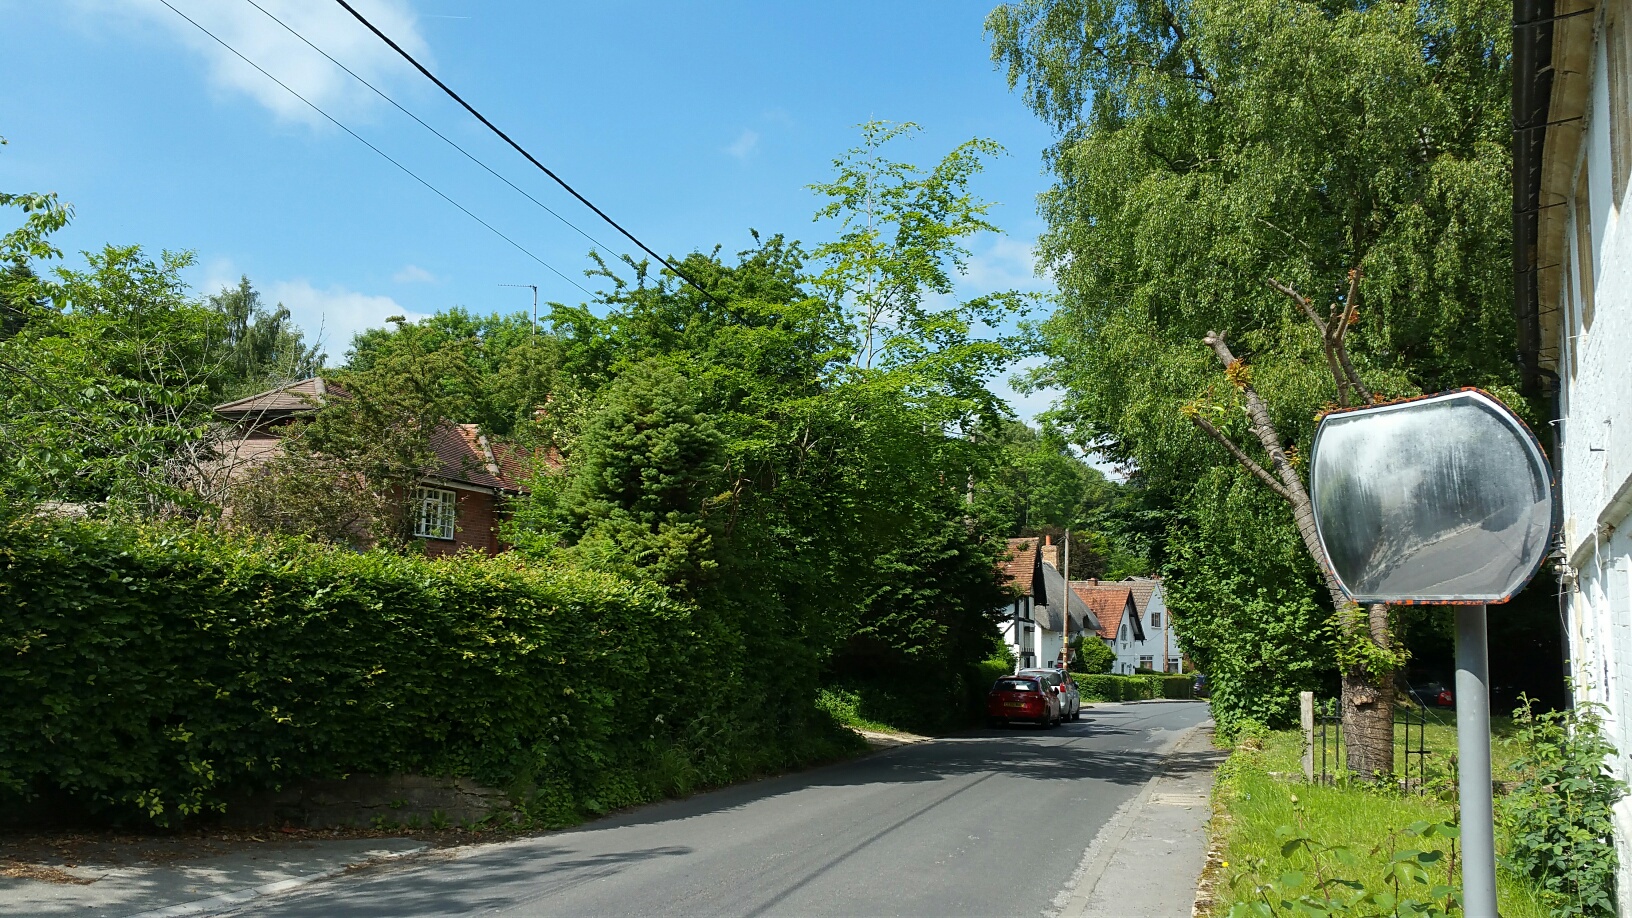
[413,486,456,540]
[1166,658,1182,673]
[1150,611,1162,628]
[1139,655,1155,670]
[1609,9,1632,208]
[1119,624,1128,641]
[1575,166,1596,331]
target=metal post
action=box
[1456,603,1498,917]
[1300,691,1314,782]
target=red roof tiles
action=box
[1070,581,1136,640]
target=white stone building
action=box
[1073,578,1182,674]
[1515,0,1632,904]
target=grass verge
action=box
[1204,720,1549,916]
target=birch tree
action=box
[990,0,1517,776]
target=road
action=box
[228,701,1212,917]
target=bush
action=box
[0,517,861,826]
[1076,673,1192,702]
[1499,698,1627,917]
[1068,636,1115,674]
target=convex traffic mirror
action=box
[1308,389,1555,604]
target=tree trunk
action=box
[1200,330,1397,780]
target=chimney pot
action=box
[1045,534,1053,546]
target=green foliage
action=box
[1069,635,1116,674]
[1228,809,1463,918]
[0,516,860,827]
[987,0,1520,738]
[207,277,324,398]
[0,244,227,516]
[1216,726,1552,917]
[551,360,726,592]
[1498,699,1626,917]
[1077,672,1189,701]
[1166,471,1330,734]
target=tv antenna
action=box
[500,283,539,338]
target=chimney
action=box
[1039,534,1060,572]
[1091,578,1099,586]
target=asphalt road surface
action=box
[229,701,1212,918]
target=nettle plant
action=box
[1499,698,1626,918]
[1229,799,1462,918]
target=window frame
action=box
[1138,654,1155,671]
[413,485,458,541]
[1608,6,1632,209]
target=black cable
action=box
[156,0,593,299]
[329,0,733,314]
[239,0,618,261]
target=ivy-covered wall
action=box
[0,518,860,827]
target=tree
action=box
[206,277,323,398]
[0,242,230,517]
[1069,634,1116,674]
[989,0,1515,772]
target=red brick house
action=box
[213,377,533,557]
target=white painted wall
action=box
[1552,24,1632,913]
[1109,585,1183,674]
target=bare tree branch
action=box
[1186,411,1293,502]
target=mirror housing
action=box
[1308,389,1556,604]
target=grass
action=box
[1206,716,1550,917]
[814,687,908,734]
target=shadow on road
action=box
[570,701,1214,835]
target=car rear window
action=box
[994,679,1036,692]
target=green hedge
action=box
[0,518,860,826]
[1079,674,1194,702]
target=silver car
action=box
[1020,668,1081,722]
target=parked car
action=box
[1193,673,1209,698]
[1020,668,1081,722]
[987,675,1061,728]
[1408,682,1454,708]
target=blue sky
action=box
[2,0,1064,421]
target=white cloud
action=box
[959,236,1046,293]
[392,264,437,284]
[724,128,760,160]
[68,0,430,125]
[267,279,424,358]
[195,256,242,300]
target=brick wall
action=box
[421,488,505,558]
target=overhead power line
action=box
[156,0,592,299]
[329,0,729,311]
[239,0,618,261]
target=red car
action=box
[987,675,1062,728]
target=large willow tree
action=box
[989,0,1516,774]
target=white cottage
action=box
[995,537,1100,670]
[1515,0,1632,905]
[1073,578,1182,674]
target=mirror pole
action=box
[1455,602,1498,916]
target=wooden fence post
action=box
[1300,691,1315,783]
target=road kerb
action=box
[121,846,427,918]
[1049,721,1223,918]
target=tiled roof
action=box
[999,537,1040,594]
[217,378,549,493]
[214,377,328,418]
[424,424,556,493]
[1123,576,1161,615]
[1070,581,1135,640]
